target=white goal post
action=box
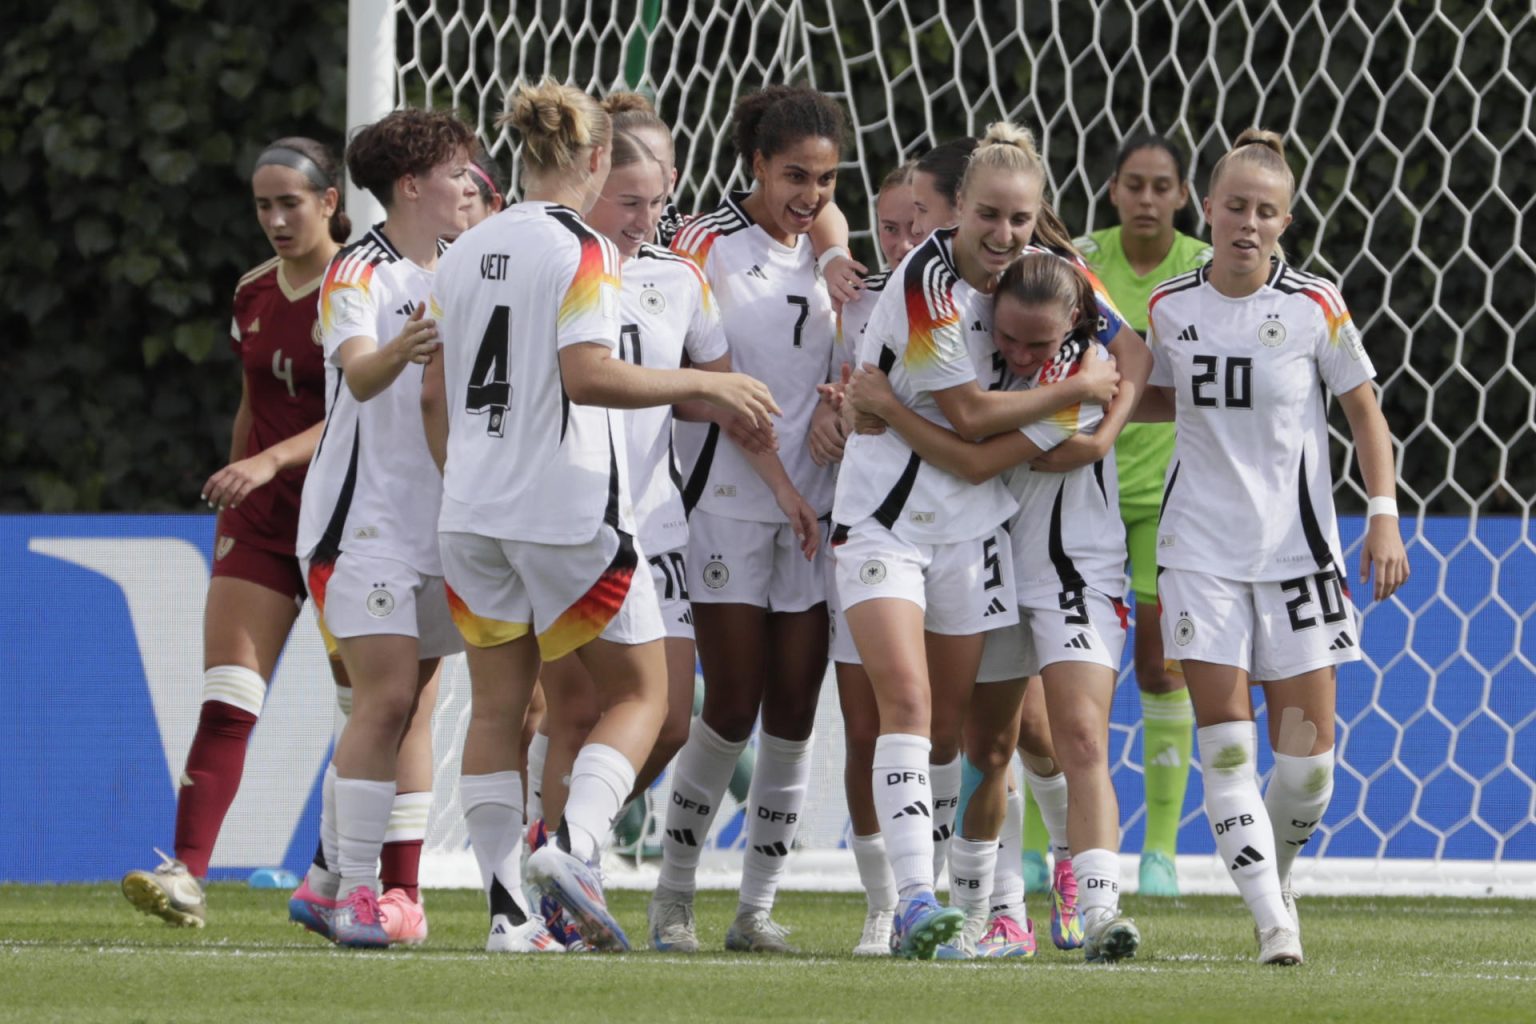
[348,1,1536,896]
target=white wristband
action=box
[1367,496,1399,520]
[816,245,850,276]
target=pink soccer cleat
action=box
[379,888,428,946]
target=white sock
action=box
[658,718,747,894]
[948,836,998,932]
[929,755,961,881]
[739,732,814,911]
[990,772,1025,912]
[563,743,635,863]
[1022,764,1071,860]
[334,774,396,894]
[1266,749,1335,887]
[460,770,527,922]
[872,733,935,897]
[851,833,897,913]
[1073,847,1121,922]
[526,731,549,825]
[384,791,432,845]
[1199,722,1288,931]
[306,763,341,897]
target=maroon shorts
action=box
[210,532,307,604]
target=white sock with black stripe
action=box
[738,732,813,912]
[872,733,935,898]
[1198,722,1289,931]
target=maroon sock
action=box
[172,700,259,877]
[380,839,424,901]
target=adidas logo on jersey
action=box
[1230,845,1266,870]
[752,841,790,857]
[971,319,985,331]
[746,264,767,280]
[395,301,418,317]
[983,597,1008,617]
[246,317,261,334]
[1329,631,1356,651]
[1064,632,1093,650]
[1176,324,1199,341]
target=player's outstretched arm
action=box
[1338,381,1409,601]
[338,303,440,402]
[847,365,1042,484]
[559,341,780,432]
[936,344,1119,442]
[202,378,325,510]
[673,355,778,455]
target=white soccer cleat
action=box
[121,848,206,928]
[1258,925,1304,966]
[852,908,894,956]
[648,889,699,953]
[724,908,797,953]
[1281,886,1301,935]
[1082,908,1141,963]
[486,913,565,953]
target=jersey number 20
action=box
[1191,355,1253,409]
[466,304,511,436]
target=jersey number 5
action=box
[467,304,511,436]
[1191,355,1253,409]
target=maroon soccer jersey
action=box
[220,257,327,554]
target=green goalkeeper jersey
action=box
[1076,225,1212,512]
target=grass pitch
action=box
[1,885,1531,1023]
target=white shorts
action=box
[303,551,462,660]
[439,528,665,662]
[977,587,1129,683]
[824,548,860,665]
[646,546,696,641]
[1158,566,1362,680]
[832,519,1017,638]
[686,508,826,613]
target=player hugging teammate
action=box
[126,71,1404,967]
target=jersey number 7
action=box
[466,304,511,436]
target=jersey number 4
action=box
[1191,355,1253,409]
[466,304,511,436]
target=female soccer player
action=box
[1075,133,1211,897]
[290,108,477,949]
[427,79,777,954]
[649,84,842,955]
[848,251,1144,963]
[121,137,349,929]
[822,157,925,957]
[1142,129,1407,965]
[830,122,1126,960]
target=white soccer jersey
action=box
[671,192,837,520]
[618,242,729,556]
[831,229,1017,544]
[432,201,631,545]
[1001,340,1127,604]
[835,269,891,372]
[1148,260,1375,582]
[297,227,444,574]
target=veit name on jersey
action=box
[480,252,510,280]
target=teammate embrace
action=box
[125,72,1403,968]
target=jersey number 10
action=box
[466,305,511,436]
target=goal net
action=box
[378,0,1536,895]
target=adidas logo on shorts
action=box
[982,597,1008,617]
[1329,631,1356,651]
[1064,632,1093,650]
